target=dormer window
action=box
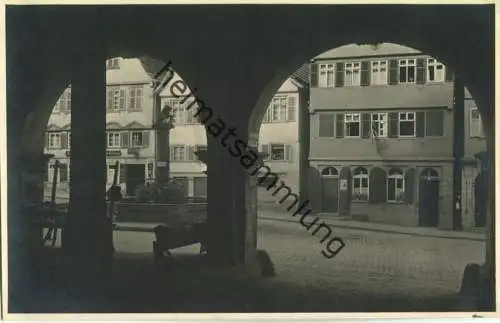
[106,58,120,70]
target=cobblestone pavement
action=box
[108,218,485,311]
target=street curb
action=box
[114,226,155,233]
[258,216,486,242]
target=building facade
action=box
[43,57,309,204]
[307,43,487,230]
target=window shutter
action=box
[261,144,270,160]
[119,88,127,111]
[335,113,344,138]
[44,133,49,148]
[416,111,426,137]
[425,110,444,136]
[142,131,149,147]
[58,97,66,114]
[416,58,426,84]
[121,132,129,148]
[169,146,175,161]
[59,164,68,182]
[310,63,318,88]
[319,114,335,137]
[404,168,415,205]
[361,113,371,138]
[360,61,370,86]
[287,96,297,121]
[445,67,454,82]
[119,164,126,184]
[185,145,193,161]
[285,145,293,162]
[388,112,399,138]
[60,132,68,149]
[388,59,398,85]
[107,88,113,112]
[136,87,143,111]
[335,63,344,88]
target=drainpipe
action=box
[452,77,465,231]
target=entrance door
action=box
[193,177,207,198]
[126,164,145,196]
[418,168,440,227]
[320,167,339,213]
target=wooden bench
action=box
[153,222,208,263]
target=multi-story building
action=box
[43,57,309,205]
[44,57,158,199]
[307,43,487,230]
[161,66,309,205]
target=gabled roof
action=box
[124,121,147,129]
[106,122,123,129]
[139,56,168,79]
[290,63,309,86]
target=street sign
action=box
[157,161,167,167]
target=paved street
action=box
[107,217,485,311]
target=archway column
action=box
[62,47,113,284]
[206,132,258,267]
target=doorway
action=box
[418,168,440,227]
[474,173,487,227]
[320,167,339,213]
[126,163,145,196]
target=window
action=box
[352,167,369,202]
[470,107,485,138]
[399,112,416,137]
[131,132,143,147]
[399,59,416,83]
[427,58,445,82]
[318,64,334,87]
[107,132,121,148]
[147,163,154,179]
[266,95,296,122]
[344,113,361,137]
[48,133,61,149]
[344,62,361,86]
[387,168,404,203]
[128,86,143,110]
[371,60,387,85]
[107,86,126,112]
[371,113,387,137]
[59,163,68,183]
[270,144,286,161]
[106,58,120,69]
[107,165,116,184]
[165,98,186,125]
[172,145,186,161]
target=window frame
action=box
[426,58,445,83]
[344,112,361,138]
[398,112,416,137]
[107,132,121,148]
[387,169,405,203]
[172,145,186,162]
[130,131,144,147]
[344,61,361,87]
[371,112,388,138]
[352,167,369,202]
[269,143,286,161]
[398,59,417,84]
[318,63,335,88]
[470,107,485,138]
[371,60,388,85]
[47,132,61,149]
